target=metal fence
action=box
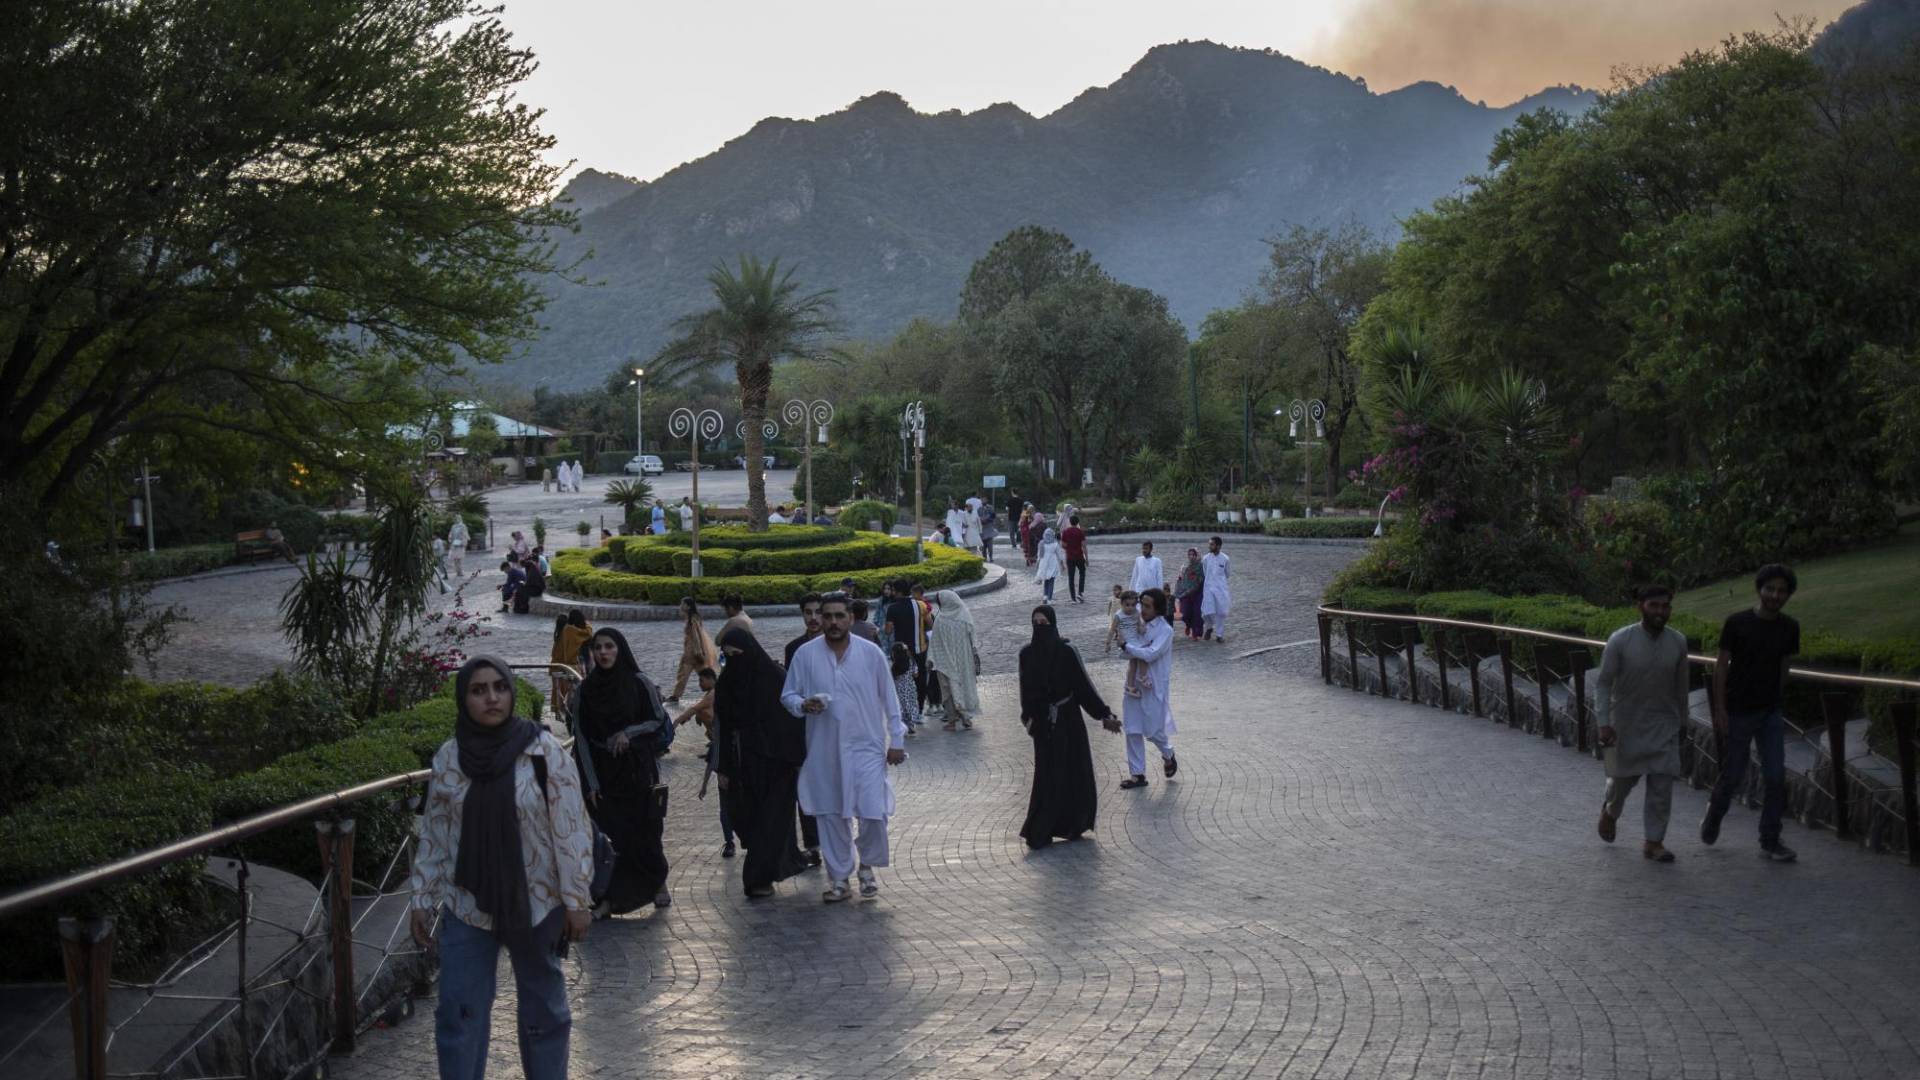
[0,662,582,1080]
[1314,607,1920,864]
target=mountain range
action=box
[506,40,1601,388]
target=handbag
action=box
[531,753,617,902]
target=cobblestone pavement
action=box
[144,532,1920,1079]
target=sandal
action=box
[1120,775,1148,790]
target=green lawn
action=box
[1672,521,1920,641]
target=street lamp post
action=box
[628,367,645,458]
[1286,399,1327,510]
[903,401,927,561]
[668,408,723,577]
[783,398,835,526]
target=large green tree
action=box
[0,0,565,513]
[654,255,843,529]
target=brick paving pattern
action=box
[140,515,1920,1079]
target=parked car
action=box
[673,461,717,472]
[623,454,665,476]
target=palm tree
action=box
[603,478,653,528]
[653,255,843,530]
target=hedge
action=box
[0,680,536,981]
[0,769,218,980]
[1263,516,1384,539]
[125,542,237,581]
[678,524,856,550]
[1329,585,1920,744]
[550,543,986,605]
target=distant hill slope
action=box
[516,41,1595,388]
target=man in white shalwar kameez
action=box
[1200,535,1231,643]
[782,594,907,901]
[960,503,982,553]
[1129,541,1165,597]
[1118,588,1178,788]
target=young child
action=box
[688,668,735,856]
[1105,587,1130,653]
[891,641,923,735]
[1109,590,1153,698]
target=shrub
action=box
[1332,486,1378,510]
[1776,631,1871,734]
[689,525,855,550]
[837,498,899,532]
[125,543,236,581]
[1581,495,1677,598]
[1862,638,1920,758]
[1264,517,1383,539]
[0,768,218,980]
[1145,490,1208,523]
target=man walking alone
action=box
[1595,585,1692,863]
[782,594,908,901]
[1061,515,1088,603]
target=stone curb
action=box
[532,561,1009,622]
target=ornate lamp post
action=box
[903,401,927,561]
[1286,398,1327,509]
[668,407,723,577]
[783,398,835,526]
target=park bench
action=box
[234,530,278,562]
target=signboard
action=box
[982,475,1007,489]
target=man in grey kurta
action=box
[1595,585,1693,862]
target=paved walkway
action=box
[333,650,1920,1080]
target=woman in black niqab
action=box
[1018,605,1114,849]
[713,626,807,897]
[571,627,671,913]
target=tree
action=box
[653,256,843,530]
[1,0,566,515]
[603,478,653,528]
[1259,224,1388,496]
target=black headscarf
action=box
[578,627,643,741]
[1019,606,1071,734]
[452,655,538,931]
[716,626,806,765]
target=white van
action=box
[624,454,665,476]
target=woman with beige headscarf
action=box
[927,590,981,730]
[667,596,719,705]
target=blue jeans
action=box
[1042,577,1056,602]
[1709,706,1787,846]
[435,909,570,1080]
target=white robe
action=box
[1200,552,1231,620]
[1035,540,1064,580]
[1120,615,1176,739]
[961,507,982,551]
[570,461,584,491]
[1129,555,1165,596]
[782,635,906,820]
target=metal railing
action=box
[1315,607,1920,865]
[0,662,582,1080]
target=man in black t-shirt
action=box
[1703,563,1802,861]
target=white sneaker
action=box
[823,880,852,903]
[856,868,879,898]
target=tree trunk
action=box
[741,367,770,531]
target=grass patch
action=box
[1671,521,1920,640]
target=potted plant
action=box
[531,516,547,548]
[575,520,591,546]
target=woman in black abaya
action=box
[570,628,672,914]
[1018,605,1116,849]
[713,626,809,898]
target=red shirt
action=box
[1061,526,1087,560]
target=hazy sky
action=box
[495,0,1860,185]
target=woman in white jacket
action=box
[1035,527,1064,603]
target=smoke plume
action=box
[1321,0,1858,104]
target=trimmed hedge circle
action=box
[554,530,986,606]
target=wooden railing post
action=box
[1344,618,1360,692]
[1820,693,1853,841]
[316,818,358,1051]
[1317,614,1331,685]
[1469,651,1484,718]
[1499,638,1517,727]
[1436,637,1452,712]
[1374,624,1389,698]
[1403,632,1419,705]
[1570,649,1592,755]
[59,916,113,1080]
[1892,701,1918,867]
[1535,659,1553,741]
